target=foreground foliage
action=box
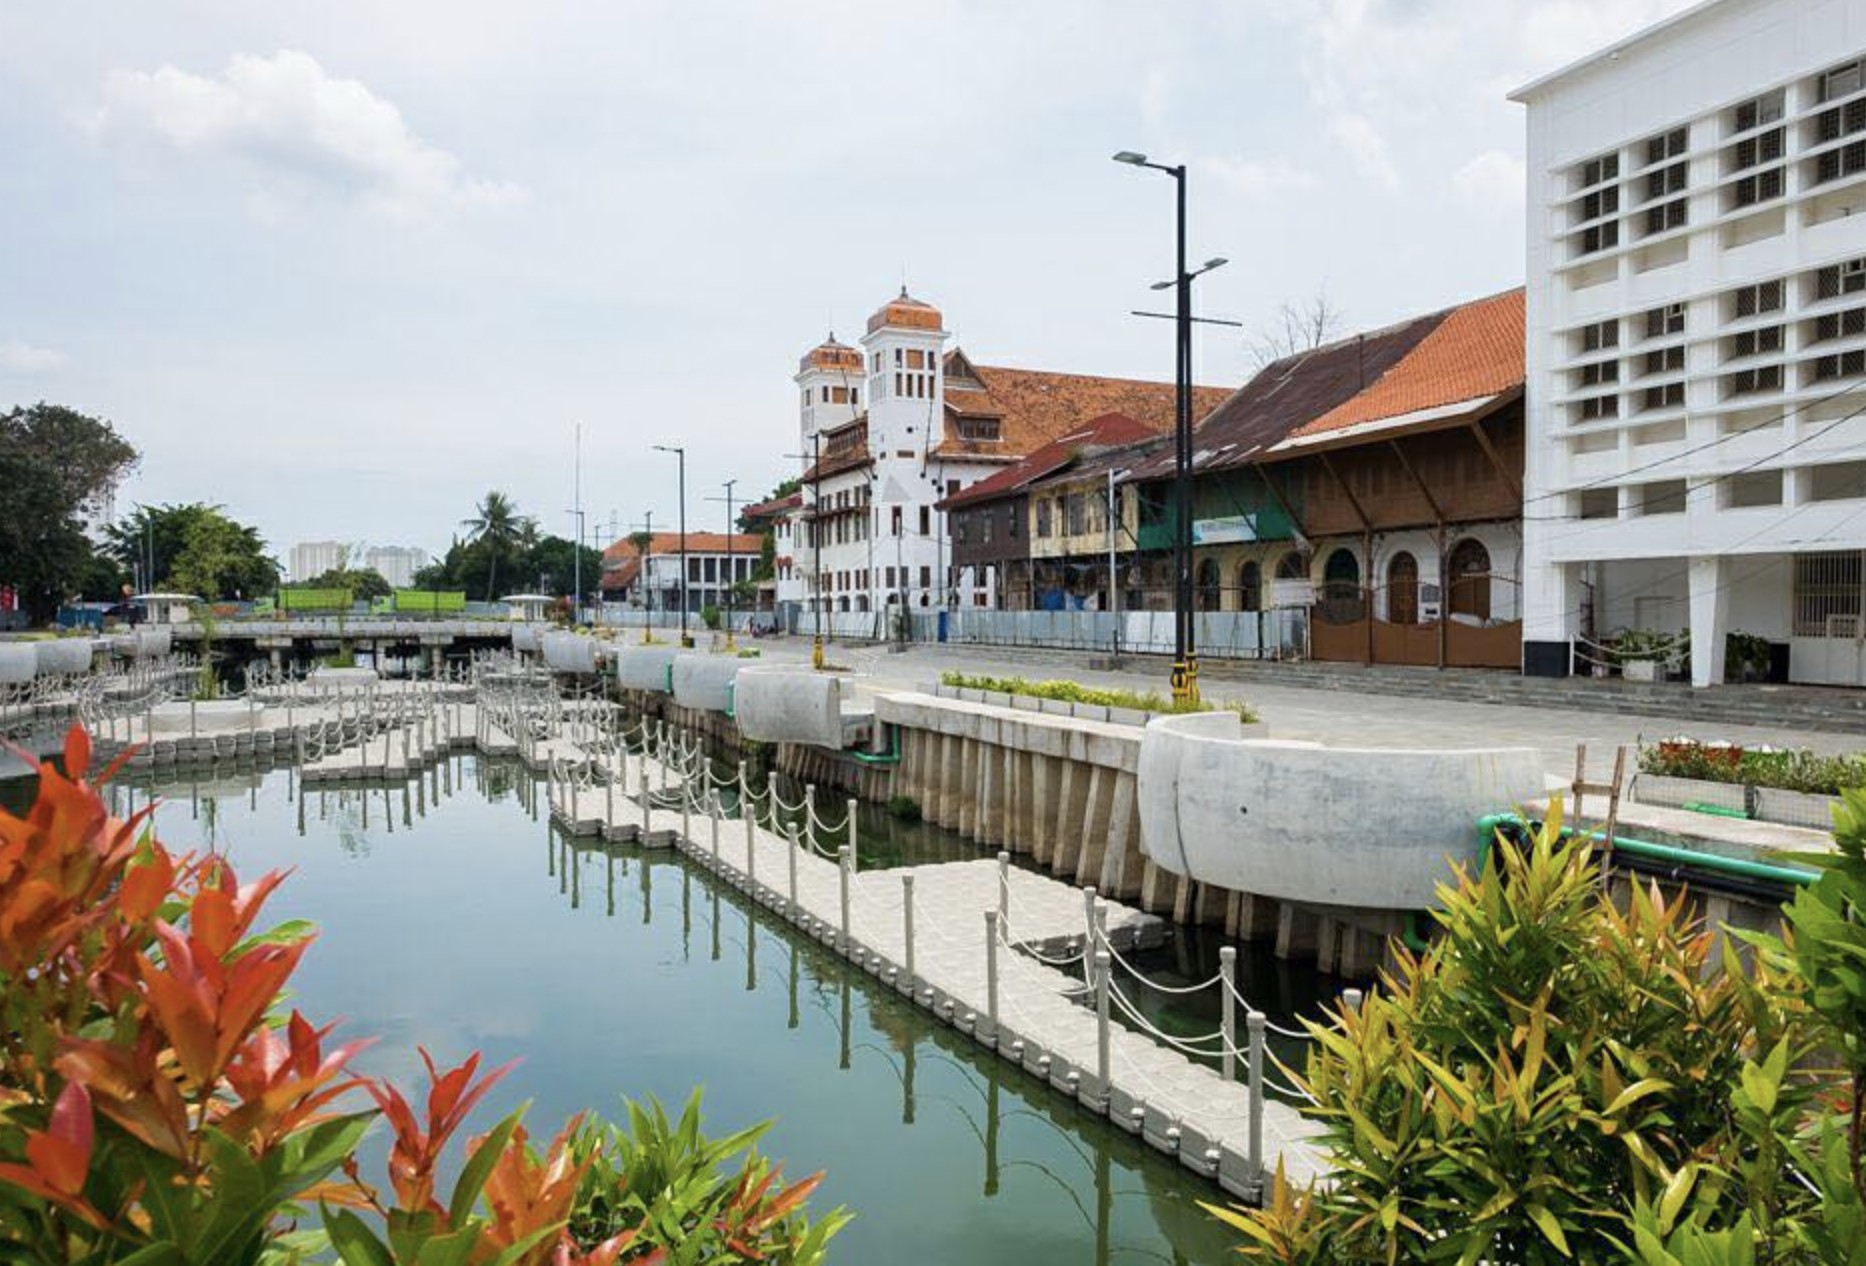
[938,671,1258,721]
[1211,794,1866,1264]
[0,727,847,1263]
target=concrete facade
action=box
[1515,0,1866,686]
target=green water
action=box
[4,757,1341,1265]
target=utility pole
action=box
[653,445,690,647]
[784,433,827,670]
[570,423,583,627]
[631,511,655,644]
[705,479,739,651]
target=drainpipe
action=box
[848,722,904,766]
[1403,813,1816,954]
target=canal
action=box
[1,752,1339,1265]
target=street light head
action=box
[1203,257,1229,271]
[1112,150,1148,166]
[1149,280,1174,291]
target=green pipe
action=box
[848,722,903,766]
[1683,800,1750,820]
[1405,814,1817,954]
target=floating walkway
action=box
[544,730,1330,1200]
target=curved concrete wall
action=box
[511,623,541,653]
[615,645,678,694]
[671,656,739,713]
[1136,713,1544,911]
[305,666,381,693]
[0,643,37,684]
[540,631,600,675]
[734,668,844,748]
[138,628,173,658]
[36,640,93,676]
[149,700,268,735]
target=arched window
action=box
[1448,538,1492,621]
[1274,551,1307,581]
[1196,558,1222,611]
[1238,560,1263,612]
[1387,551,1419,624]
[1322,548,1360,591]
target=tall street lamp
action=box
[707,479,739,651]
[1114,149,1227,706]
[653,444,690,647]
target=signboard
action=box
[1191,514,1258,546]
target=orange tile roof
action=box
[940,412,1162,509]
[602,531,763,565]
[1292,288,1524,439]
[935,360,1229,462]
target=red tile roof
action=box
[936,359,1229,463]
[1290,288,1524,440]
[940,412,1162,509]
[602,531,763,565]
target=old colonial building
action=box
[786,288,1226,622]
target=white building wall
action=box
[1517,0,1866,685]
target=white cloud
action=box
[87,50,524,220]
[1328,111,1400,192]
[1451,149,1527,211]
[1201,156,1320,197]
[0,340,67,372]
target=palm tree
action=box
[461,491,528,601]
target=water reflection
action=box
[4,755,1286,1264]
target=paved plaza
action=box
[716,636,1863,776]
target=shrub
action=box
[0,727,847,1263]
[1209,804,1812,1263]
[1639,738,1866,796]
[938,670,1258,722]
[700,604,721,631]
[887,794,922,822]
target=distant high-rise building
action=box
[365,545,428,589]
[288,540,346,582]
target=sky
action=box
[0,0,1698,571]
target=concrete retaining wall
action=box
[540,631,601,675]
[35,640,94,676]
[0,643,38,683]
[734,668,843,747]
[671,656,739,713]
[511,623,542,653]
[615,646,678,693]
[1136,712,1544,910]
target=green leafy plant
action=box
[887,795,922,822]
[1640,739,1866,797]
[0,727,847,1263]
[938,671,1257,721]
[1208,805,1808,1264]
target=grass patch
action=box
[939,671,1257,722]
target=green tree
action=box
[107,503,279,600]
[520,534,604,599]
[303,567,392,602]
[0,404,138,622]
[459,490,532,601]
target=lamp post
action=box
[707,479,739,650]
[653,444,690,647]
[1113,150,1227,706]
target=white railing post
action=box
[786,823,800,915]
[743,765,756,868]
[1344,987,1364,1014]
[902,873,916,989]
[1220,946,1238,1083]
[1247,1010,1266,1190]
[847,798,858,865]
[998,851,1011,930]
[1096,950,1112,1110]
[837,844,852,950]
[985,909,1000,1048]
[1082,885,1099,989]
[805,783,817,853]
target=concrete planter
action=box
[1070,703,1111,724]
[1038,698,1075,718]
[1622,659,1661,683]
[1634,772,1839,832]
[982,691,1014,710]
[1010,694,1043,712]
[1107,706,1149,727]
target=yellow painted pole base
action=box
[812,636,826,671]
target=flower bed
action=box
[937,671,1258,722]
[1638,737,1866,797]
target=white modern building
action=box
[1516,0,1866,687]
[287,540,346,583]
[600,531,762,616]
[789,288,1199,624]
[364,545,428,589]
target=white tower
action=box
[794,334,864,455]
[859,287,948,458]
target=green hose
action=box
[1403,814,1818,953]
[848,722,903,766]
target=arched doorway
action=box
[1448,538,1492,621]
[1196,558,1221,611]
[1238,560,1263,612]
[1322,548,1360,592]
[1318,548,1364,623]
[1387,552,1419,625]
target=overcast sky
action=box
[0,0,1696,568]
